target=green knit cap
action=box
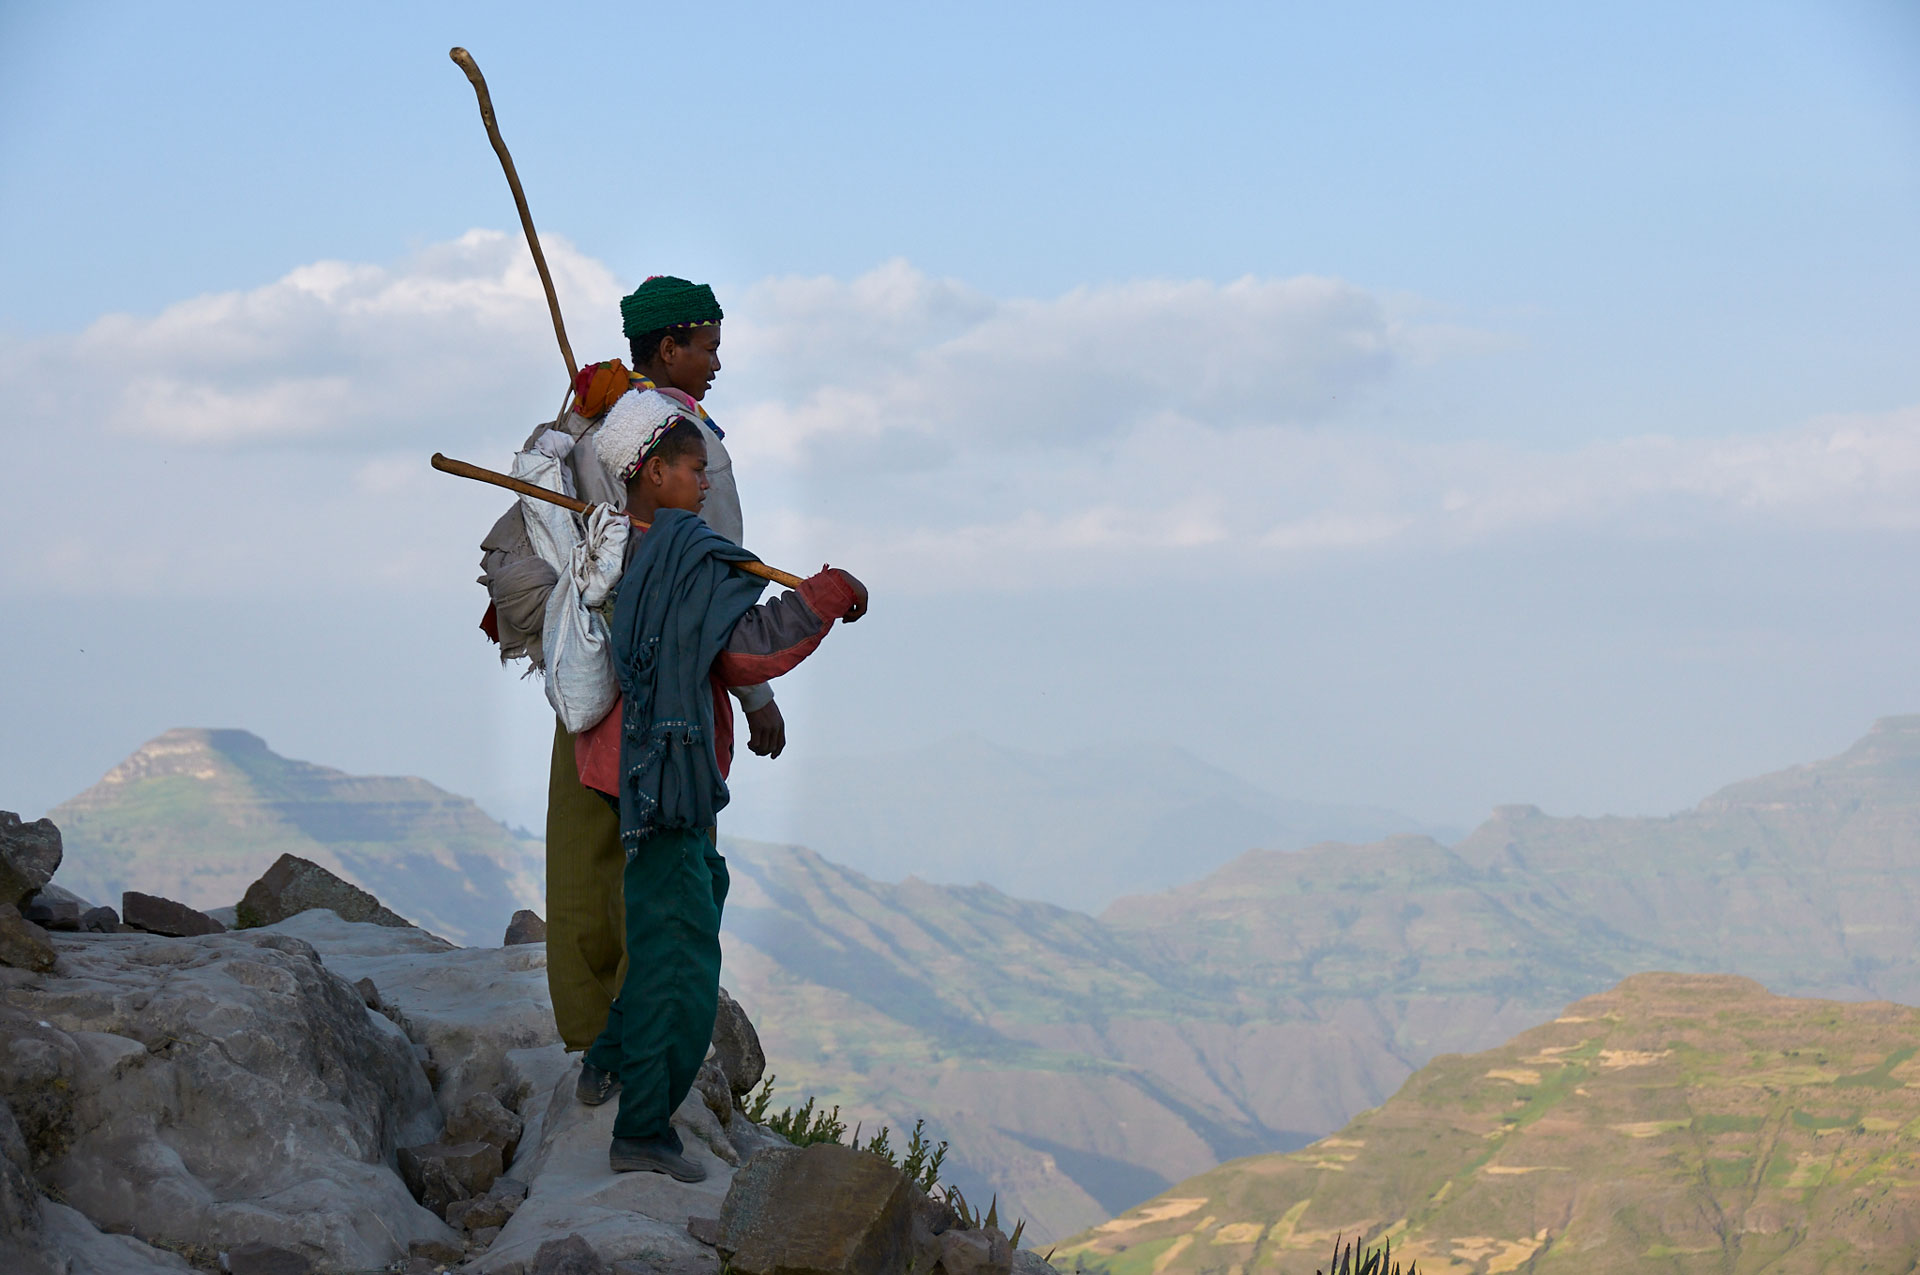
[620,276,723,338]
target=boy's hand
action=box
[745,701,787,758]
[835,570,869,623]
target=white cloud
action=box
[1,236,1917,602]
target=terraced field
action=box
[1054,973,1920,1273]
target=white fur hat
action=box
[595,389,696,483]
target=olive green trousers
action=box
[544,719,627,1051]
[584,825,729,1140]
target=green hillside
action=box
[1054,973,1920,1274]
[49,728,542,946]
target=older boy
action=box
[572,395,865,1180]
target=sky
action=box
[3,1,1919,877]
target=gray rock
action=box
[80,905,122,933]
[450,1192,517,1231]
[122,890,226,936]
[226,1240,316,1275]
[236,853,413,930]
[504,909,547,945]
[355,975,382,1007]
[532,1233,611,1275]
[0,904,56,972]
[22,894,82,931]
[686,1215,720,1246]
[0,1099,48,1273]
[399,1141,503,1215]
[938,1226,1013,1275]
[711,987,764,1101]
[490,1176,531,1204]
[694,1056,735,1132]
[447,1091,525,1164]
[472,1224,503,1247]
[0,929,450,1269]
[716,1143,914,1275]
[410,1235,466,1265]
[0,812,61,908]
[1009,1249,1059,1274]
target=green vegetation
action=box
[1051,973,1920,1273]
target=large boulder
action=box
[0,927,452,1269]
[504,909,548,945]
[398,1140,503,1217]
[716,1143,916,1275]
[236,853,414,930]
[0,812,61,908]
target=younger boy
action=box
[573,397,865,1181]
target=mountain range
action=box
[719,733,1440,911]
[1055,972,1920,1273]
[30,716,1920,1245]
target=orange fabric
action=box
[572,359,633,418]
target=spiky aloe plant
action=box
[1318,1233,1418,1275]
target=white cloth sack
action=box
[513,436,626,732]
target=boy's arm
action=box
[713,569,864,687]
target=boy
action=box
[571,395,866,1181]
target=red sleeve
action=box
[711,568,858,687]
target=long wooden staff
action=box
[432,453,807,589]
[449,47,577,382]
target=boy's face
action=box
[655,324,723,401]
[633,443,711,514]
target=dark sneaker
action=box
[576,1060,620,1106]
[610,1135,707,1182]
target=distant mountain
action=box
[1054,973,1920,1273]
[721,717,1920,1242]
[49,729,541,946]
[722,733,1437,910]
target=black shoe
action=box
[576,1060,620,1106]
[610,1135,707,1182]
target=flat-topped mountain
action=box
[49,728,541,946]
[1054,973,1920,1273]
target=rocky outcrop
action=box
[0,926,451,1270]
[0,847,1050,1275]
[0,811,61,907]
[505,909,548,945]
[237,852,415,930]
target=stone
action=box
[0,811,61,908]
[355,975,381,1007]
[686,1216,721,1246]
[236,853,413,930]
[22,894,82,931]
[531,1233,611,1275]
[716,1143,914,1275]
[937,1226,1013,1275]
[489,1176,531,1204]
[1009,1249,1057,1274]
[504,909,547,945]
[80,906,122,933]
[399,1141,504,1214]
[0,931,450,1270]
[447,1090,525,1164]
[710,987,765,1101]
[0,904,56,972]
[410,1236,467,1266]
[450,1193,517,1231]
[122,890,226,937]
[471,1224,503,1247]
[226,1240,315,1275]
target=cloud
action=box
[2,236,1917,603]
[0,229,615,445]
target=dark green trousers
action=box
[585,826,729,1141]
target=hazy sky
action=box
[3,2,1918,858]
